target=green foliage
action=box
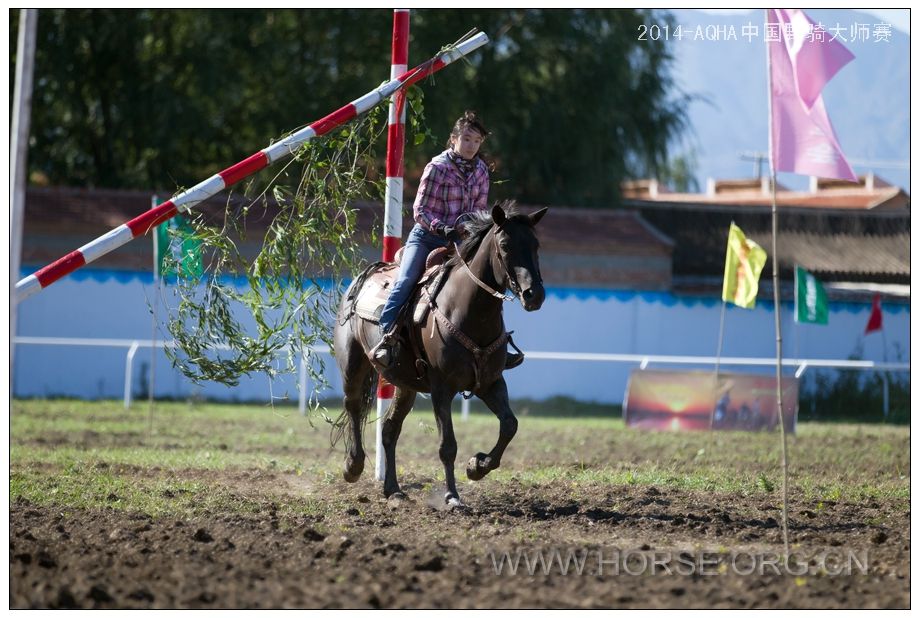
[798,345,910,424]
[160,107,387,392]
[12,8,690,206]
[400,9,692,206]
[799,369,909,424]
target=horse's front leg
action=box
[431,387,462,506]
[467,376,518,481]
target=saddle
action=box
[353,246,452,324]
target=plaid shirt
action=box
[413,150,489,232]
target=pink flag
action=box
[774,9,855,110]
[769,9,858,182]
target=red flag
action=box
[864,294,883,334]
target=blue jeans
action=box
[379,224,448,333]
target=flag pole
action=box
[793,264,800,362]
[880,304,889,418]
[710,299,727,432]
[766,8,791,558]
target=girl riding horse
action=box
[372,111,523,371]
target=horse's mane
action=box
[445,200,532,270]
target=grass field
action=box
[9,399,910,608]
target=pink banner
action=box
[769,9,857,182]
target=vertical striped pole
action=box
[376,9,410,481]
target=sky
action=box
[695,8,910,35]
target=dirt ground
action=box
[10,472,909,608]
[10,401,910,608]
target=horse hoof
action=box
[444,493,464,509]
[466,453,491,481]
[343,458,364,483]
[386,490,408,504]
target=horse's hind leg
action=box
[342,376,370,482]
[337,328,376,483]
[381,387,416,498]
[467,377,518,481]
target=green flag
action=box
[794,265,828,325]
[155,215,202,279]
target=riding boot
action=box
[370,324,395,368]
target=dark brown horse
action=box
[333,202,547,506]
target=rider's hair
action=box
[447,110,490,144]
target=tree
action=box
[11,9,689,207]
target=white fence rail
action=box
[13,337,909,415]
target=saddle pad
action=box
[355,264,398,323]
[353,259,446,324]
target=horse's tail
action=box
[330,366,379,450]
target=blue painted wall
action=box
[14,269,909,404]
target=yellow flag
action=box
[722,223,767,309]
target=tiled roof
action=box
[622,174,909,211]
[632,201,909,284]
[20,187,673,289]
[665,187,907,210]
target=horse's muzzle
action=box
[520,285,545,311]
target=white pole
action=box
[299,352,308,416]
[124,342,140,409]
[461,396,470,421]
[10,9,38,385]
[149,195,159,429]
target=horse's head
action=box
[490,203,548,312]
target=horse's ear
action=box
[491,204,507,226]
[529,207,548,226]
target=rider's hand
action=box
[442,226,462,244]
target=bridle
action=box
[454,225,541,305]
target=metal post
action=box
[124,341,140,408]
[299,352,308,416]
[882,372,890,418]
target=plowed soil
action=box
[10,474,909,608]
[10,403,909,608]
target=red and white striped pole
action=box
[14,31,489,302]
[375,9,410,481]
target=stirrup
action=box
[505,332,524,370]
[504,352,524,370]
